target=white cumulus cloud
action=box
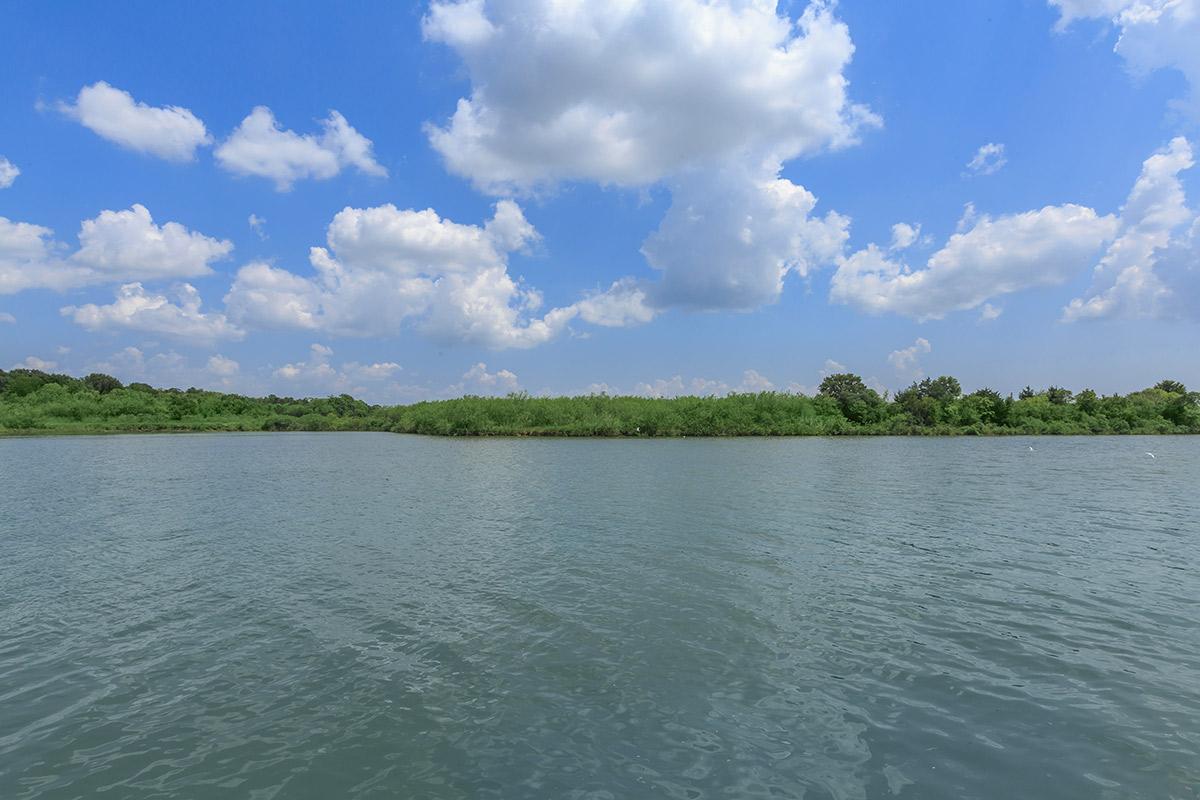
[572,278,657,327]
[248,214,267,240]
[1,217,87,294]
[887,337,932,378]
[458,362,520,394]
[1064,136,1198,320]
[89,347,248,391]
[61,283,244,343]
[978,303,1003,322]
[226,200,584,348]
[59,81,211,161]
[424,0,875,191]
[889,222,921,251]
[831,204,1118,319]
[72,204,233,281]
[965,143,1007,176]
[423,0,875,312]
[206,354,240,377]
[216,107,386,190]
[834,137,1200,322]
[272,343,405,397]
[641,167,851,309]
[633,369,777,397]
[12,356,58,371]
[1051,0,1200,120]
[0,157,18,188]
[1,206,231,294]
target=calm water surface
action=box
[1,433,1197,799]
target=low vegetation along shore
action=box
[2,368,1198,437]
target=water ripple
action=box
[1,434,1198,799]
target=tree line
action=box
[1,367,1197,437]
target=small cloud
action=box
[629,368,776,398]
[0,311,15,324]
[978,303,1003,322]
[274,343,336,381]
[956,202,978,233]
[0,156,19,189]
[248,214,267,240]
[12,355,57,371]
[887,337,932,378]
[459,362,519,393]
[888,222,921,251]
[216,107,386,191]
[633,375,688,398]
[58,82,211,162]
[207,354,240,376]
[738,369,774,392]
[820,359,847,378]
[965,143,1007,177]
[344,361,401,381]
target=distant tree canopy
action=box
[1,367,1197,436]
[818,373,885,424]
[83,373,123,394]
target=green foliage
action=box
[818,373,885,424]
[83,373,124,394]
[1,368,1197,437]
[1045,386,1074,405]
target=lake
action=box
[1,433,1197,799]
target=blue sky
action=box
[2,0,1198,401]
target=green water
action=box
[1,433,1197,799]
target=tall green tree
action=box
[83,373,124,394]
[818,373,884,424]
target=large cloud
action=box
[215,107,387,190]
[61,283,244,342]
[641,166,850,309]
[72,204,233,280]
[832,137,1200,321]
[59,82,211,162]
[831,205,1118,319]
[424,0,875,312]
[424,0,874,191]
[225,200,582,348]
[0,206,231,294]
[1050,0,1200,120]
[1064,136,1198,320]
[1,217,92,294]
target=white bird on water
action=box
[1028,446,1034,451]
[1146,452,1156,458]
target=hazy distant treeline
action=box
[1,368,1197,437]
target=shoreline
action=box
[4,369,1198,438]
[3,427,1197,440]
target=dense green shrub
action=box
[1,368,1197,436]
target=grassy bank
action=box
[2,368,1198,437]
